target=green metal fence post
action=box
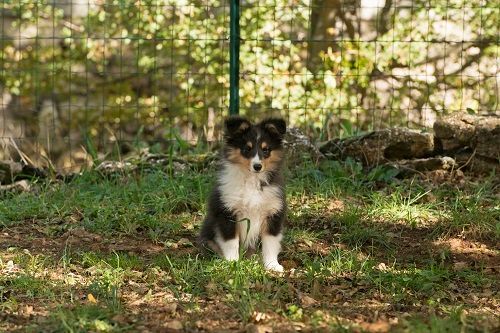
[229,0,240,116]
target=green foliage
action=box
[1,0,497,150]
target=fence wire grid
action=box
[1,0,499,171]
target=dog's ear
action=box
[224,116,251,137]
[260,118,286,139]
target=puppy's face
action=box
[223,116,286,173]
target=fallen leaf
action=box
[376,262,388,271]
[311,279,321,298]
[129,298,144,306]
[164,302,178,314]
[93,319,113,331]
[281,259,298,269]
[20,305,33,317]
[479,288,494,298]
[5,260,16,272]
[177,238,192,247]
[302,239,313,247]
[328,199,345,211]
[293,322,306,330]
[453,261,468,270]
[111,314,127,324]
[164,320,183,331]
[359,320,391,333]
[299,293,318,308]
[251,311,268,323]
[205,282,218,293]
[87,293,97,304]
[246,323,272,333]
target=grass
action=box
[0,158,498,332]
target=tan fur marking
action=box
[226,147,251,170]
[261,142,268,149]
[262,149,283,172]
[239,122,250,131]
[247,142,253,149]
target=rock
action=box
[283,127,324,165]
[434,113,499,173]
[19,165,48,180]
[96,160,137,173]
[454,153,499,174]
[474,120,500,161]
[434,112,500,161]
[434,113,477,151]
[320,128,434,166]
[0,160,23,184]
[96,152,197,175]
[387,156,457,176]
[0,180,31,193]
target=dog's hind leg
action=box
[216,235,240,261]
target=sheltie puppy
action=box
[199,116,287,272]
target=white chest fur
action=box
[218,163,283,248]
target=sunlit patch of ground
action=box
[0,162,498,332]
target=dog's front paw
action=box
[264,261,284,272]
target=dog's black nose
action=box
[253,163,262,171]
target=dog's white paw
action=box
[264,261,284,272]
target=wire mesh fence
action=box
[1,0,498,172]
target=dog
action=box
[199,116,287,272]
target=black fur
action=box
[198,116,287,255]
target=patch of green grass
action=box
[0,158,498,332]
[423,178,499,241]
[432,201,500,242]
[399,309,476,333]
[79,251,143,271]
[299,248,373,283]
[9,251,53,273]
[367,187,440,226]
[334,208,390,249]
[370,264,452,297]
[1,274,58,299]
[288,158,398,198]
[155,254,287,321]
[45,304,130,333]
[367,262,494,307]
[0,168,210,238]
[286,228,326,246]
[79,257,127,311]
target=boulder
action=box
[0,180,31,193]
[434,112,500,160]
[434,113,499,173]
[0,160,23,184]
[319,128,434,166]
[387,156,457,177]
[434,113,477,151]
[474,120,500,161]
[283,127,324,165]
[454,153,498,174]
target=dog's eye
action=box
[262,147,271,155]
[242,146,252,153]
